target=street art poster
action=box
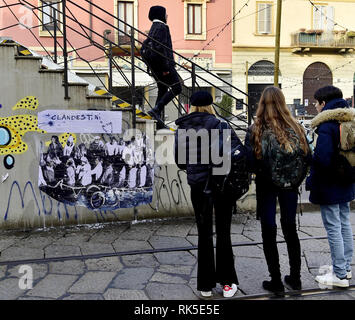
[38,110,123,134]
[37,110,154,211]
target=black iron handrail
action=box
[10,0,252,129]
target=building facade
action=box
[0,0,234,121]
[232,0,355,116]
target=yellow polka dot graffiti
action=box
[0,115,45,155]
[12,96,39,111]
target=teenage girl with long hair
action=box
[245,86,310,294]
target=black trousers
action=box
[151,66,182,117]
[256,184,301,280]
[190,184,239,291]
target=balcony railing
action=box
[291,31,355,50]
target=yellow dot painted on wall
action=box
[0,115,45,155]
[12,96,39,111]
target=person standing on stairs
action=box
[145,5,182,128]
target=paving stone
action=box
[155,222,194,237]
[0,238,17,251]
[188,225,198,236]
[230,223,244,234]
[63,294,104,300]
[150,272,187,284]
[243,218,261,232]
[111,267,155,290]
[85,257,123,272]
[0,246,44,262]
[232,215,248,225]
[79,243,115,255]
[0,278,26,300]
[301,238,330,253]
[19,235,57,249]
[112,239,153,252]
[121,254,159,268]
[158,265,193,275]
[44,244,82,258]
[87,225,128,243]
[231,234,252,244]
[27,274,78,299]
[69,271,116,294]
[299,226,327,237]
[8,263,48,280]
[104,288,149,300]
[290,292,354,300]
[146,283,198,300]
[148,236,192,250]
[49,260,85,275]
[234,245,265,259]
[299,213,324,227]
[0,266,7,279]
[154,251,196,265]
[186,236,198,246]
[118,224,160,241]
[18,296,55,300]
[303,251,332,269]
[235,257,270,295]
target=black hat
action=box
[190,91,213,106]
[148,6,167,23]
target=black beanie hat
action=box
[148,6,167,23]
[190,91,213,106]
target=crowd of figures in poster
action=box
[38,131,154,211]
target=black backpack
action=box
[261,128,310,190]
[208,122,250,202]
[140,38,158,69]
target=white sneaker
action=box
[200,291,212,297]
[321,265,352,280]
[315,272,349,288]
[223,284,238,298]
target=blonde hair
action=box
[189,105,216,115]
[252,86,309,159]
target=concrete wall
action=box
[0,42,257,230]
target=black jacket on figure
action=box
[174,112,241,186]
[147,21,175,73]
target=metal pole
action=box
[109,41,113,92]
[130,26,136,129]
[191,63,196,94]
[53,8,57,63]
[62,0,69,99]
[246,61,251,126]
[274,0,282,87]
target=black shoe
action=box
[284,275,302,290]
[262,279,285,295]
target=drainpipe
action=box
[89,1,93,42]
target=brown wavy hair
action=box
[252,86,309,159]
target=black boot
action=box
[281,222,302,289]
[262,279,285,295]
[284,275,302,290]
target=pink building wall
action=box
[0,0,232,67]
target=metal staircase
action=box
[1,0,252,132]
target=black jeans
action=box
[190,184,239,291]
[256,184,301,280]
[151,66,182,117]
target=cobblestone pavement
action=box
[0,211,354,300]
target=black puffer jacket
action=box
[147,22,175,72]
[174,112,241,186]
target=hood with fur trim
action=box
[311,108,355,129]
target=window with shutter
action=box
[312,5,334,31]
[41,0,60,32]
[257,2,272,34]
[117,1,134,44]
